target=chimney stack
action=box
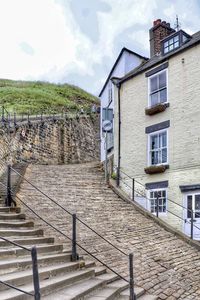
[149,19,175,57]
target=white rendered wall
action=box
[100,51,144,161]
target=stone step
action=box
[86,278,129,300]
[0,260,95,292]
[95,272,119,284]
[0,207,10,213]
[0,213,25,221]
[0,268,96,299]
[0,252,72,272]
[0,228,43,237]
[0,221,34,228]
[42,276,111,300]
[0,243,64,258]
[119,287,153,299]
[0,236,55,247]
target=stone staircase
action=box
[17,162,200,299]
[0,166,157,299]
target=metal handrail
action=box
[0,223,40,299]
[0,180,129,285]
[119,166,193,213]
[9,165,127,257]
[119,173,200,233]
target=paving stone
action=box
[18,162,200,299]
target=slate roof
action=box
[119,30,200,84]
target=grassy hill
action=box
[0,79,99,114]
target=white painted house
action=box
[99,47,147,162]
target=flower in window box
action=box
[144,164,168,174]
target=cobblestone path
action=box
[18,162,200,300]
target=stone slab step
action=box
[0,260,95,292]
[0,214,25,221]
[0,208,10,213]
[42,277,109,300]
[0,268,96,299]
[119,287,150,299]
[0,221,34,228]
[0,252,71,271]
[0,236,55,247]
[96,273,119,284]
[86,279,129,300]
[0,228,43,237]
[0,243,64,258]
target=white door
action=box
[184,193,200,240]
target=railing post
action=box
[6,165,12,207]
[14,112,17,127]
[72,213,78,261]
[129,253,136,300]
[116,167,120,187]
[31,246,41,300]
[2,105,4,123]
[156,194,159,218]
[132,178,135,201]
[191,209,194,240]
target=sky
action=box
[0,0,200,96]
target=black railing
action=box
[114,165,200,241]
[0,234,40,299]
[0,105,100,128]
[0,160,136,299]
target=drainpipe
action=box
[116,82,121,187]
[111,78,121,187]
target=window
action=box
[149,70,167,106]
[149,189,167,214]
[102,107,114,150]
[164,35,179,53]
[162,30,191,55]
[149,130,168,165]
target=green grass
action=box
[0,79,99,114]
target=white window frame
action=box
[148,128,168,166]
[148,69,168,107]
[148,188,168,215]
[164,35,180,54]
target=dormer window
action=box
[162,30,191,55]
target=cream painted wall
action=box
[114,44,200,233]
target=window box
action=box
[145,103,169,116]
[144,164,169,174]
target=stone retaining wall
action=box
[0,114,100,169]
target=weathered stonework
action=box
[0,115,100,169]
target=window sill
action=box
[144,164,169,175]
[145,103,169,116]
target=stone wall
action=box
[0,114,100,171]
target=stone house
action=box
[112,19,200,240]
[99,47,147,162]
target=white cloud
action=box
[0,0,199,95]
